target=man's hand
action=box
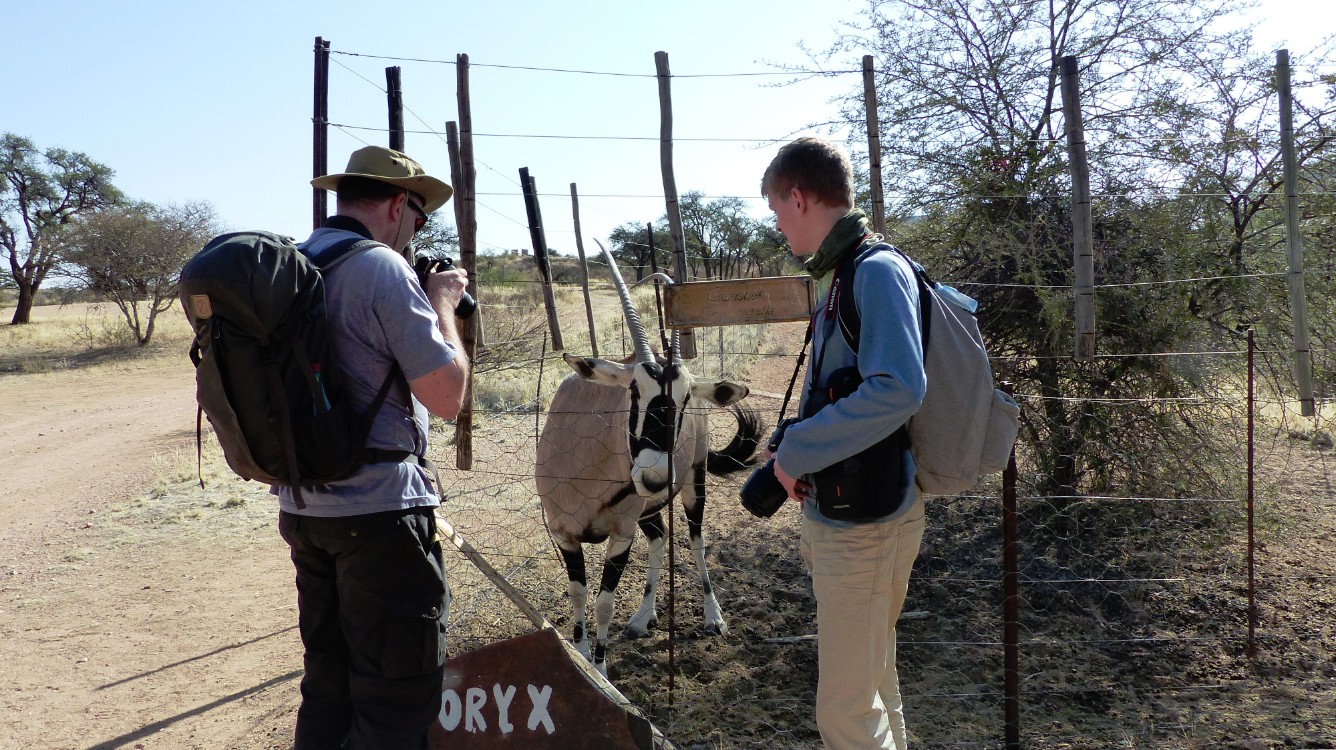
[773,460,811,502]
[426,266,469,315]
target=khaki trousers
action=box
[801,499,926,750]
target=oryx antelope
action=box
[536,241,761,675]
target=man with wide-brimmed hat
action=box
[278,145,468,749]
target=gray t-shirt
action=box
[275,226,458,517]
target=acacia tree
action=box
[611,195,777,283]
[62,201,218,346]
[1,134,121,324]
[1157,43,1336,364]
[412,214,460,260]
[608,221,674,281]
[746,223,798,277]
[678,192,762,280]
[817,0,1334,497]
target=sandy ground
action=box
[0,312,804,750]
[0,357,305,750]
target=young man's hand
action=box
[773,460,812,503]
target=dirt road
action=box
[0,359,303,750]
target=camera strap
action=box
[776,324,813,424]
[804,245,861,414]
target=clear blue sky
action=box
[2,0,1330,256]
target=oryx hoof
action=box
[703,620,728,637]
[623,618,656,639]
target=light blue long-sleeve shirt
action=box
[775,245,927,524]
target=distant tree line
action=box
[606,191,800,282]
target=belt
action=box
[364,449,444,497]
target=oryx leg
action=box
[592,533,635,677]
[686,464,727,636]
[624,510,665,638]
[553,537,590,660]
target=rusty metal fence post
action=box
[1247,328,1257,658]
[1001,381,1021,750]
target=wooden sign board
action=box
[429,629,654,749]
[663,276,813,328]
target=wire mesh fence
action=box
[304,36,1336,749]
[414,265,1336,749]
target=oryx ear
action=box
[563,352,636,386]
[689,379,749,407]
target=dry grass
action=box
[470,280,774,417]
[0,301,194,374]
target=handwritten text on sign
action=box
[429,628,653,749]
[439,683,555,735]
[663,276,814,328]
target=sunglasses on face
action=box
[405,196,428,233]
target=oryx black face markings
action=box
[627,381,640,436]
[628,363,684,459]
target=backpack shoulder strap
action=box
[301,234,411,435]
[834,240,890,354]
[835,242,933,359]
[303,236,384,272]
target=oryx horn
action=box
[594,238,655,364]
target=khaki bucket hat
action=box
[311,146,453,213]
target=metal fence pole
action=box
[1001,381,1021,749]
[1247,328,1257,658]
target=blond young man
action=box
[762,137,927,750]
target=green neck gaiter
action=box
[804,209,873,280]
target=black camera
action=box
[739,418,798,519]
[413,253,477,319]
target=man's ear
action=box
[388,192,408,222]
[789,185,806,211]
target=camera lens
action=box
[739,458,789,519]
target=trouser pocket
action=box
[381,592,447,679]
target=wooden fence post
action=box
[454,55,483,346]
[312,36,330,230]
[386,66,404,151]
[570,183,599,356]
[1276,48,1316,417]
[446,53,481,470]
[1060,55,1096,361]
[863,55,887,235]
[654,50,696,359]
